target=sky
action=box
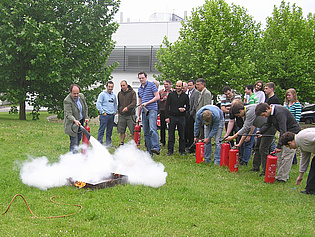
[115,0,315,27]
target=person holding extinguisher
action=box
[63,84,89,153]
[255,103,301,182]
[225,101,272,168]
[194,105,224,165]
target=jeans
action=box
[240,128,257,163]
[142,110,160,154]
[204,119,224,164]
[269,138,277,153]
[69,132,83,153]
[168,116,186,154]
[97,114,114,145]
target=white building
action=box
[108,13,184,95]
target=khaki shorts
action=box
[117,114,136,134]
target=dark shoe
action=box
[167,152,173,156]
[275,179,286,183]
[180,152,187,156]
[119,142,124,147]
[249,168,260,172]
[239,160,248,166]
[300,190,315,195]
[259,172,265,177]
[150,149,160,155]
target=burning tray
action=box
[68,173,128,189]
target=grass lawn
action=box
[0,112,314,236]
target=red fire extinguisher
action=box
[265,151,278,183]
[196,141,205,164]
[229,147,239,172]
[134,122,141,148]
[82,122,90,154]
[220,142,230,167]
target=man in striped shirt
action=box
[137,71,160,156]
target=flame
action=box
[74,181,86,188]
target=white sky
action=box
[115,0,315,27]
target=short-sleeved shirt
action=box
[248,93,258,104]
[138,81,158,111]
[220,93,242,122]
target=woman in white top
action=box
[254,80,265,103]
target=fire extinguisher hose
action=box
[2,194,82,219]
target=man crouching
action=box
[280,129,315,195]
[194,105,224,165]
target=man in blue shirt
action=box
[194,105,224,164]
[96,81,117,146]
[137,71,160,155]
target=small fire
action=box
[74,181,86,188]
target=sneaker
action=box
[150,149,160,155]
[180,152,187,156]
[106,144,116,148]
[249,168,260,172]
[167,152,173,156]
[275,179,286,183]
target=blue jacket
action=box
[96,90,117,115]
[194,105,224,139]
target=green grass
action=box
[0,112,314,236]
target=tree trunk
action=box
[19,100,26,120]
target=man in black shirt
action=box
[264,82,280,105]
[256,103,301,182]
[165,81,190,155]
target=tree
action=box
[0,0,120,120]
[155,0,261,100]
[257,1,315,103]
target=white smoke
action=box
[20,137,167,190]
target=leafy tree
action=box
[155,0,261,101]
[0,0,120,120]
[256,1,315,103]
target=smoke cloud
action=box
[20,137,167,190]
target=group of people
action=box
[63,75,315,195]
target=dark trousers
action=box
[69,119,84,153]
[306,156,315,192]
[185,114,195,150]
[159,110,167,146]
[252,127,276,172]
[168,115,186,154]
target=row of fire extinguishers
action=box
[85,121,278,184]
[195,140,278,183]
